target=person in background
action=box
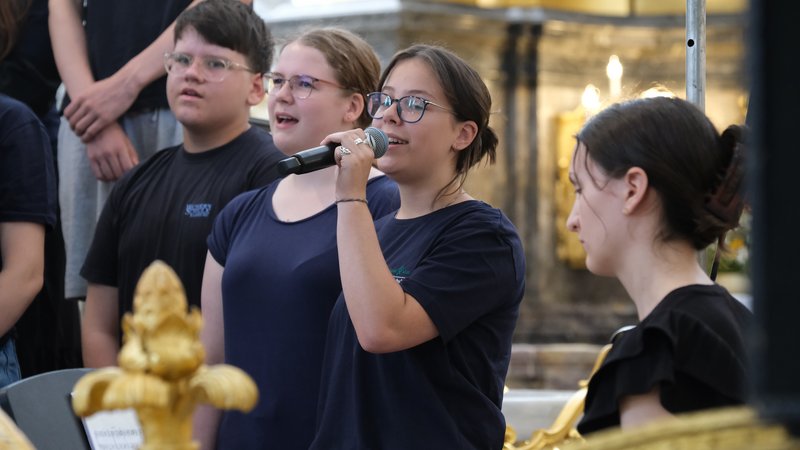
[564,97,751,434]
[310,44,525,449]
[79,0,284,368]
[1,0,82,376]
[196,27,399,450]
[1,0,59,119]
[0,93,57,387]
[49,0,215,302]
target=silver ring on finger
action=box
[338,146,352,156]
[353,137,366,146]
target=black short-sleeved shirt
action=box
[578,284,752,435]
[82,0,190,111]
[0,0,60,117]
[81,127,283,323]
[311,201,526,450]
[0,94,56,232]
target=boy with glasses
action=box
[50,0,189,305]
[79,0,284,368]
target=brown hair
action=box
[576,96,746,250]
[0,0,31,61]
[282,27,381,129]
[378,44,498,196]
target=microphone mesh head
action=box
[364,127,389,158]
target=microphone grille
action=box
[364,127,388,158]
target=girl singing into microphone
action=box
[196,28,398,450]
[311,44,525,449]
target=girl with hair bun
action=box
[566,96,752,434]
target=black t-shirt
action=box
[578,284,753,435]
[0,0,60,117]
[83,0,190,111]
[81,126,284,323]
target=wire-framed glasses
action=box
[366,92,455,124]
[163,52,255,83]
[265,73,344,99]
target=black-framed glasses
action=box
[164,52,255,83]
[366,92,455,124]
[265,73,344,99]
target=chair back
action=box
[0,368,92,450]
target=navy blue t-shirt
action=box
[0,94,56,344]
[208,176,399,450]
[81,126,284,319]
[0,94,56,231]
[311,200,525,450]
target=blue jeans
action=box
[0,337,21,389]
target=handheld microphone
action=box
[276,127,389,176]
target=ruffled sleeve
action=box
[578,288,749,435]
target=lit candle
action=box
[606,55,623,100]
[581,84,601,115]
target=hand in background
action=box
[85,122,139,182]
[65,73,139,142]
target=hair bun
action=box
[704,125,746,230]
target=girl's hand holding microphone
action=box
[324,127,388,204]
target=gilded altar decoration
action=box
[72,261,258,450]
[0,409,34,450]
[503,343,613,450]
[559,406,799,450]
[555,104,589,269]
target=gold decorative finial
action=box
[72,260,258,450]
[0,409,34,450]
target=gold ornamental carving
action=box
[555,107,588,269]
[72,261,257,450]
[560,406,799,450]
[503,343,613,449]
[426,0,745,16]
[0,409,34,450]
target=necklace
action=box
[436,190,466,211]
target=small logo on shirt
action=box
[390,266,411,283]
[185,203,212,218]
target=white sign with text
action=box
[82,408,143,450]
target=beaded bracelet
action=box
[335,198,368,205]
